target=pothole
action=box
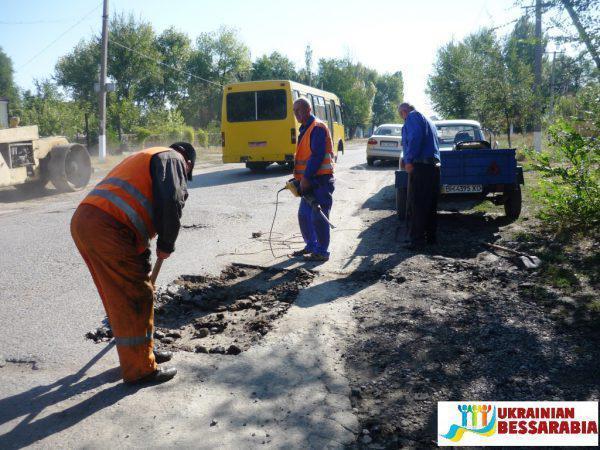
[86,264,315,355]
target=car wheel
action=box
[367,157,375,166]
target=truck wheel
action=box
[246,162,270,172]
[504,184,522,220]
[367,157,375,166]
[396,187,408,219]
[48,144,92,192]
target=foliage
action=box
[19,80,85,139]
[372,72,403,126]
[196,128,208,148]
[153,27,192,106]
[182,26,251,128]
[27,19,404,144]
[0,46,19,109]
[427,25,537,141]
[251,52,297,81]
[528,119,600,233]
[318,58,377,137]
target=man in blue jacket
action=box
[399,102,441,249]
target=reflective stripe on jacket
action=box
[81,147,172,253]
[294,118,334,181]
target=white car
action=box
[434,119,486,151]
[366,123,403,166]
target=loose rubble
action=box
[85,264,314,355]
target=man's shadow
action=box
[0,342,142,449]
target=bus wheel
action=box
[246,162,271,172]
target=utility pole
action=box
[548,50,565,119]
[98,0,109,162]
[533,0,543,152]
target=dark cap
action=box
[170,142,196,181]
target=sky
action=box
[1,0,531,116]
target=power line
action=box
[16,3,102,72]
[110,40,223,88]
[0,17,95,25]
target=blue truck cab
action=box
[395,120,524,220]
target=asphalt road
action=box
[0,140,399,448]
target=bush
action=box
[206,121,222,146]
[196,128,208,148]
[528,120,600,233]
[183,126,195,145]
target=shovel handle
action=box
[150,257,164,286]
[484,242,529,257]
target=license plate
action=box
[442,184,483,193]
[249,141,267,148]
[380,141,398,148]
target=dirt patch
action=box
[154,263,314,354]
[344,240,600,448]
[86,264,314,355]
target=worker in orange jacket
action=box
[71,142,195,384]
[292,98,335,261]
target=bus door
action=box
[328,100,336,142]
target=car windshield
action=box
[374,126,402,136]
[436,125,481,145]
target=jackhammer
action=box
[268,178,335,258]
[279,178,336,229]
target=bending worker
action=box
[399,102,441,250]
[292,98,335,262]
[71,142,196,384]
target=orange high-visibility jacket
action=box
[294,118,334,181]
[81,147,174,253]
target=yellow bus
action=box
[220,80,345,171]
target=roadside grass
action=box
[494,166,599,323]
[90,145,224,173]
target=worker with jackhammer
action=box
[71,142,196,384]
[292,98,335,262]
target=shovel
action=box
[483,242,542,269]
[150,257,164,286]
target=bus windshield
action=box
[226,89,287,122]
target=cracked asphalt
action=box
[0,141,396,448]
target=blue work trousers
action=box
[298,176,335,256]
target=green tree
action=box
[0,46,19,111]
[317,58,376,137]
[251,51,297,81]
[55,39,100,146]
[108,13,161,140]
[20,79,85,138]
[298,44,314,86]
[182,26,251,128]
[372,71,403,126]
[153,27,192,106]
[427,41,473,119]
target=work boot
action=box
[291,248,311,257]
[127,366,177,385]
[153,350,173,364]
[303,253,329,262]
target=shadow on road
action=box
[0,185,63,204]
[0,342,142,449]
[188,165,291,190]
[350,160,398,171]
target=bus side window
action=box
[330,100,337,122]
[308,94,316,113]
[335,105,343,124]
[293,90,300,100]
